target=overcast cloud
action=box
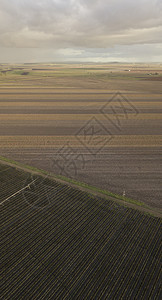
[0,0,162,62]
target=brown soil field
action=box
[0,135,161,147]
[0,113,162,120]
[0,63,162,210]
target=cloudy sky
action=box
[0,0,162,63]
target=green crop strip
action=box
[0,155,147,210]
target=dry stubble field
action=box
[0,63,162,209]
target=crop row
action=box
[1,164,161,299]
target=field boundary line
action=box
[0,156,161,218]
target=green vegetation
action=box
[0,66,153,80]
[0,155,144,206]
[1,162,161,299]
[0,155,159,218]
[54,174,146,207]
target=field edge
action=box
[0,155,161,218]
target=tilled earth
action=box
[0,65,162,210]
